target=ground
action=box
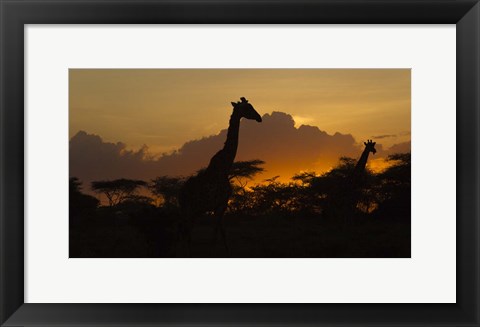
[69,208,411,258]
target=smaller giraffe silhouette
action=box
[351,139,376,186]
[343,139,377,219]
[325,140,377,223]
[177,97,262,256]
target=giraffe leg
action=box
[219,217,229,257]
[185,222,192,257]
[212,218,219,243]
[174,221,185,257]
[213,205,229,257]
[175,217,193,257]
[211,214,221,256]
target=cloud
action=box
[70,112,410,190]
[69,131,150,182]
[385,141,411,154]
[291,115,315,128]
[371,134,397,139]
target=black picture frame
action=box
[1,0,479,326]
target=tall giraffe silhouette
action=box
[177,97,262,256]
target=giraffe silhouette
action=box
[177,97,262,256]
[342,139,377,220]
[351,139,377,186]
[324,140,377,223]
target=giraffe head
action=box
[231,97,262,122]
[364,139,377,155]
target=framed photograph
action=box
[68,68,412,259]
[1,0,479,326]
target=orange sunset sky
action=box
[69,69,411,186]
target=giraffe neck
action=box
[205,110,241,176]
[222,110,241,163]
[353,148,370,177]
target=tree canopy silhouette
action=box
[374,153,411,220]
[69,177,99,217]
[228,159,265,181]
[91,178,147,206]
[150,176,185,207]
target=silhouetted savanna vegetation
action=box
[70,153,411,258]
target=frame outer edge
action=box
[0,1,25,326]
[457,2,480,326]
[0,0,4,323]
[1,0,480,326]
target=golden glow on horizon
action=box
[368,158,394,174]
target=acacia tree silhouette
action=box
[226,159,265,214]
[150,176,185,208]
[177,97,262,256]
[91,178,147,206]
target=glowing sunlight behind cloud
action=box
[69,69,410,189]
[292,115,315,128]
